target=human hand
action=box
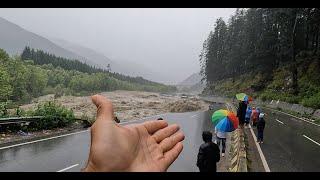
[83,94,185,172]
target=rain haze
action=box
[0,8,236,84]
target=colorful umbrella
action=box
[236,93,253,102]
[211,109,239,132]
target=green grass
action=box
[1,100,76,131]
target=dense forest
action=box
[200,8,320,108]
[0,48,176,105]
[21,47,165,86]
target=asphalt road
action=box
[1,102,319,172]
[0,103,224,172]
[254,107,320,172]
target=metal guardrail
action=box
[0,116,44,121]
[0,116,44,125]
[228,129,247,172]
[226,101,248,172]
[0,116,87,125]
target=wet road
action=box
[2,101,319,172]
[255,107,320,172]
[0,104,223,172]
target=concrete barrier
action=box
[290,104,314,115]
[226,102,248,172]
[253,99,316,117]
[312,109,320,120]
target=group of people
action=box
[237,100,266,143]
[248,106,266,143]
[197,100,267,172]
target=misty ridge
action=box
[0,17,172,85]
[0,8,237,85]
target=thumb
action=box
[91,94,114,122]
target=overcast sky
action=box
[0,8,236,84]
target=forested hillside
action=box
[21,47,170,86]
[0,48,176,104]
[200,8,320,108]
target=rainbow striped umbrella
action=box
[211,109,239,132]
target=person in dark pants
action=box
[237,101,247,128]
[197,131,220,172]
[257,113,266,143]
[215,126,226,157]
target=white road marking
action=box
[303,135,320,146]
[57,164,79,172]
[264,107,320,127]
[0,130,89,150]
[248,124,271,172]
[276,119,284,125]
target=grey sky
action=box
[0,8,236,84]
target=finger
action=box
[142,120,168,134]
[152,124,179,143]
[162,142,183,169]
[159,131,184,153]
[91,94,114,122]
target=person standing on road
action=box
[237,101,247,128]
[215,126,227,157]
[257,113,266,143]
[197,131,220,172]
[251,107,259,127]
[245,106,252,128]
[256,107,261,117]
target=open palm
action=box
[83,95,184,172]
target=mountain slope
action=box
[50,38,112,69]
[50,38,172,84]
[0,17,172,84]
[176,72,205,94]
[179,72,203,86]
[0,17,88,63]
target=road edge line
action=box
[0,114,169,150]
[57,164,79,172]
[264,107,320,127]
[303,134,320,146]
[248,124,271,172]
[0,130,90,150]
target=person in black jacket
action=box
[237,101,247,128]
[197,131,220,172]
[257,113,266,143]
